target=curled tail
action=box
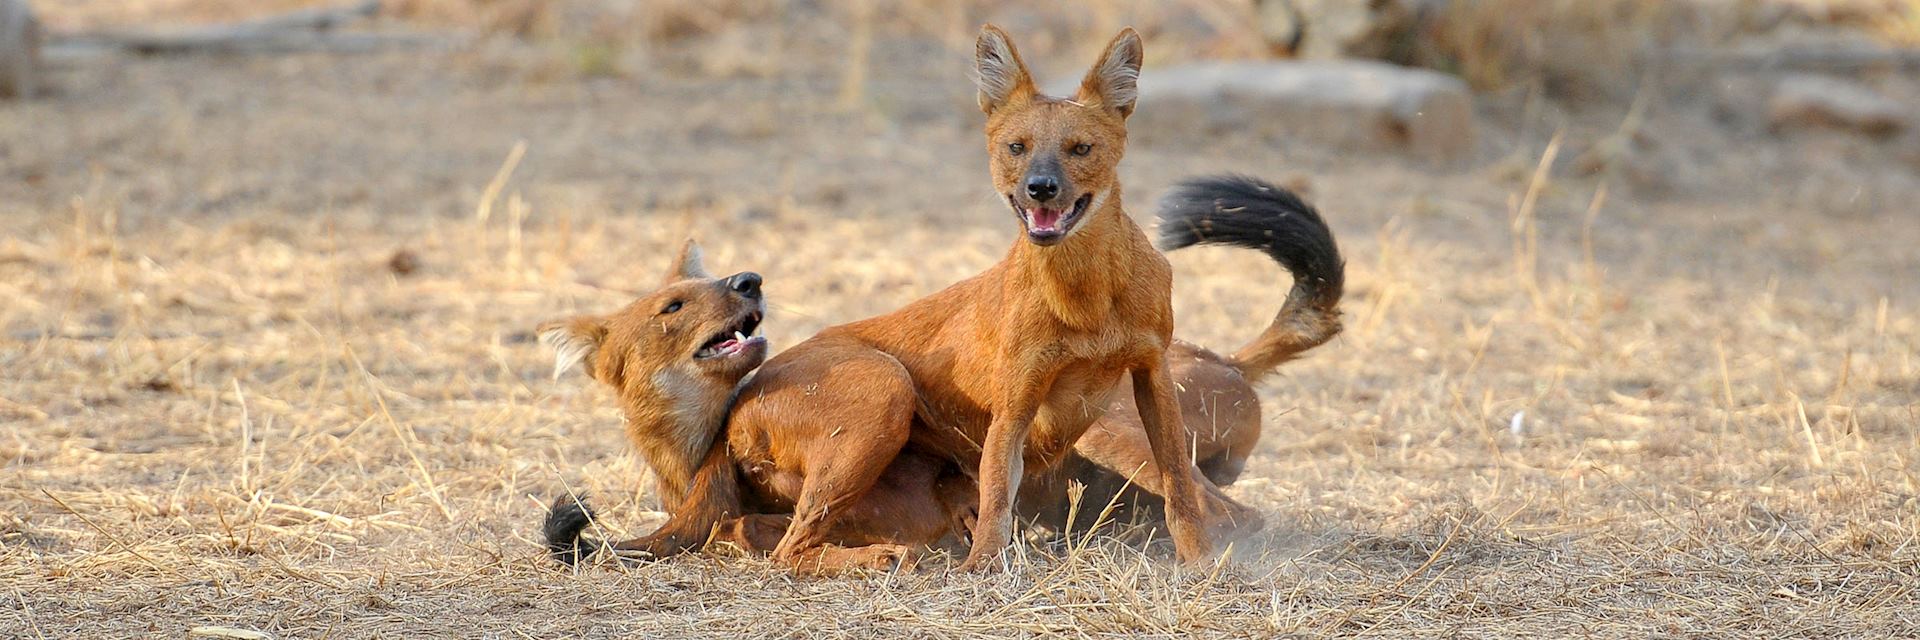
[1157,175,1344,383]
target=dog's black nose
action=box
[725,272,762,298]
[1025,175,1060,202]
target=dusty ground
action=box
[3,5,1919,638]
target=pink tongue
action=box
[714,338,739,352]
[1029,208,1062,231]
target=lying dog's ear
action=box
[538,316,607,381]
[666,238,710,283]
[974,24,1037,115]
[1076,28,1143,119]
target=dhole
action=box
[542,242,976,570]
[538,241,769,512]
[541,25,1344,572]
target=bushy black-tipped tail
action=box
[543,495,599,566]
[1157,175,1344,382]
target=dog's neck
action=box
[619,369,737,507]
[1011,188,1138,330]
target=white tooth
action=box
[734,331,747,342]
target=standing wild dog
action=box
[740,24,1224,570]
[1025,176,1343,534]
[542,25,1345,572]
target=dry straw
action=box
[4,1,1919,637]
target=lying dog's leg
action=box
[612,443,750,559]
[544,440,750,565]
[708,513,790,554]
[609,512,787,560]
[1132,358,1214,564]
[786,543,916,574]
[934,465,980,544]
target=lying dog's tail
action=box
[1157,175,1344,383]
[543,494,602,566]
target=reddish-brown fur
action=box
[728,25,1235,570]
[539,243,976,570]
[540,247,1307,571]
[537,241,769,510]
[543,26,1345,573]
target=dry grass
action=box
[5,3,1920,638]
[9,170,1917,637]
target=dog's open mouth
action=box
[1013,192,1093,245]
[693,311,765,359]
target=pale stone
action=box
[1768,73,1908,137]
[1135,60,1475,163]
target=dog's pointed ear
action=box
[975,24,1037,115]
[1076,28,1143,119]
[665,238,710,283]
[538,316,607,381]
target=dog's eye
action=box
[1008,142,1026,156]
[1071,143,1093,156]
[660,301,683,314]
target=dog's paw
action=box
[1208,506,1265,543]
[849,544,915,572]
[782,544,916,576]
[955,549,1002,574]
[1199,493,1264,544]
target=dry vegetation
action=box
[4,1,1919,638]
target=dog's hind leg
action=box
[750,343,921,569]
[1070,412,1264,542]
[774,456,967,573]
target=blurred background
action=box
[2,1,1917,637]
[6,0,1920,223]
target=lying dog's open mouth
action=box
[693,311,765,359]
[1011,192,1093,246]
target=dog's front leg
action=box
[616,442,748,559]
[958,376,1049,572]
[1132,357,1215,564]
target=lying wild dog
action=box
[541,242,975,570]
[541,25,1344,572]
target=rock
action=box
[1262,0,1438,60]
[1767,74,1907,138]
[387,249,421,276]
[0,0,40,99]
[1896,131,1920,175]
[1568,130,1683,194]
[1135,60,1475,163]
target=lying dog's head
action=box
[974,25,1141,247]
[539,240,768,391]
